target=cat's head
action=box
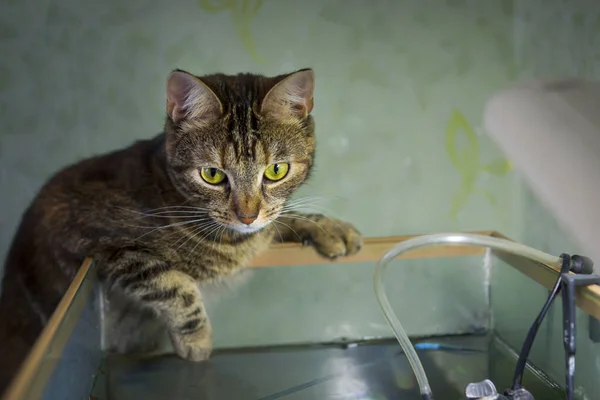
[163,68,316,234]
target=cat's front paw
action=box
[169,329,212,362]
[303,215,363,259]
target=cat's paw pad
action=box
[306,216,363,259]
[170,330,212,362]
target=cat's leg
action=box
[102,250,212,361]
[273,213,363,259]
[103,288,170,355]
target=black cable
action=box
[510,254,571,391]
[561,275,576,400]
[560,272,599,400]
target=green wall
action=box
[0,0,517,267]
[1,0,600,375]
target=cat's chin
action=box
[229,223,268,235]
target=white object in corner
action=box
[484,77,600,270]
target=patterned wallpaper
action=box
[0,0,518,270]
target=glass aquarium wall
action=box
[207,256,489,348]
[491,245,600,398]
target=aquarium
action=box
[3,231,598,400]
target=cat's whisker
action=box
[271,220,285,243]
[128,214,211,220]
[287,194,341,205]
[206,225,227,253]
[187,223,225,258]
[281,199,349,232]
[292,209,347,233]
[283,197,330,206]
[143,210,211,215]
[161,224,196,243]
[287,195,331,203]
[142,205,208,212]
[118,205,210,215]
[160,218,216,245]
[153,211,209,215]
[218,225,227,248]
[284,200,317,209]
[289,194,339,202]
[167,224,206,253]
[281,203,336,214]
[283,197,332,209]
[283,204,345,223]
[124,216,213,230]
[279,213,330,236]
[310,213,346,232]
[167,219,214,245]
[170,221,222,255]
[281,205,329,213]
[145,209,210,215]
[273,219,303,242]
[128,218,213,241]
[121,208,210,218]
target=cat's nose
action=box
[237,214,258,225]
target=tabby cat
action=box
[0,68,362,392]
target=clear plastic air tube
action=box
[373,233,562,398]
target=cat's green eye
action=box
[264,163,289,181]
[200,167,226,185]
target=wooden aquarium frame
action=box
[3,231,600,400]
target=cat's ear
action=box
[261,69,315,119]
[166,70,223,123]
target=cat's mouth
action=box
[231,223,266,234]
[228,215,274,234]
[212,216,271,235]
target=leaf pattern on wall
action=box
[445,109,512,219]
[198,0,266,63]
